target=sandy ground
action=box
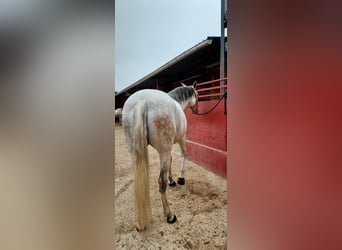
[115,124,227,249]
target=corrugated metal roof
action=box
[115,36,222,97]
[116,38,211,95]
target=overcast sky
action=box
[115,0,221,92]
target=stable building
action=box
[115,36,228,178]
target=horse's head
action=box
[181,81,199,114]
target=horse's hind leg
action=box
[177,138,186,185]
[159,152,177,223]
[167,155,176,186]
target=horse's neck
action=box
[176,99,190,110]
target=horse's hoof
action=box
[168,181,176,187]
[177,177,185,185]
[136,226,145,232]
[167,214,177,224]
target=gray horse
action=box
[122,82,198,231]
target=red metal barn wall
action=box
[184,101,227,178]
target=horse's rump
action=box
[124,89,186,149]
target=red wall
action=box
[184,100,227,178]
[228,0,342,249]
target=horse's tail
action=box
[132,102,150,230]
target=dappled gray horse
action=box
[122,82,198,231]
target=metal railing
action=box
[196,77,228,101]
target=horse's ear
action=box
[193,81,197,89]
[180,82,187,87]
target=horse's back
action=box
[123,89,174,121]
[125,89,173,105]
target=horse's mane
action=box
[168,86,195,104]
